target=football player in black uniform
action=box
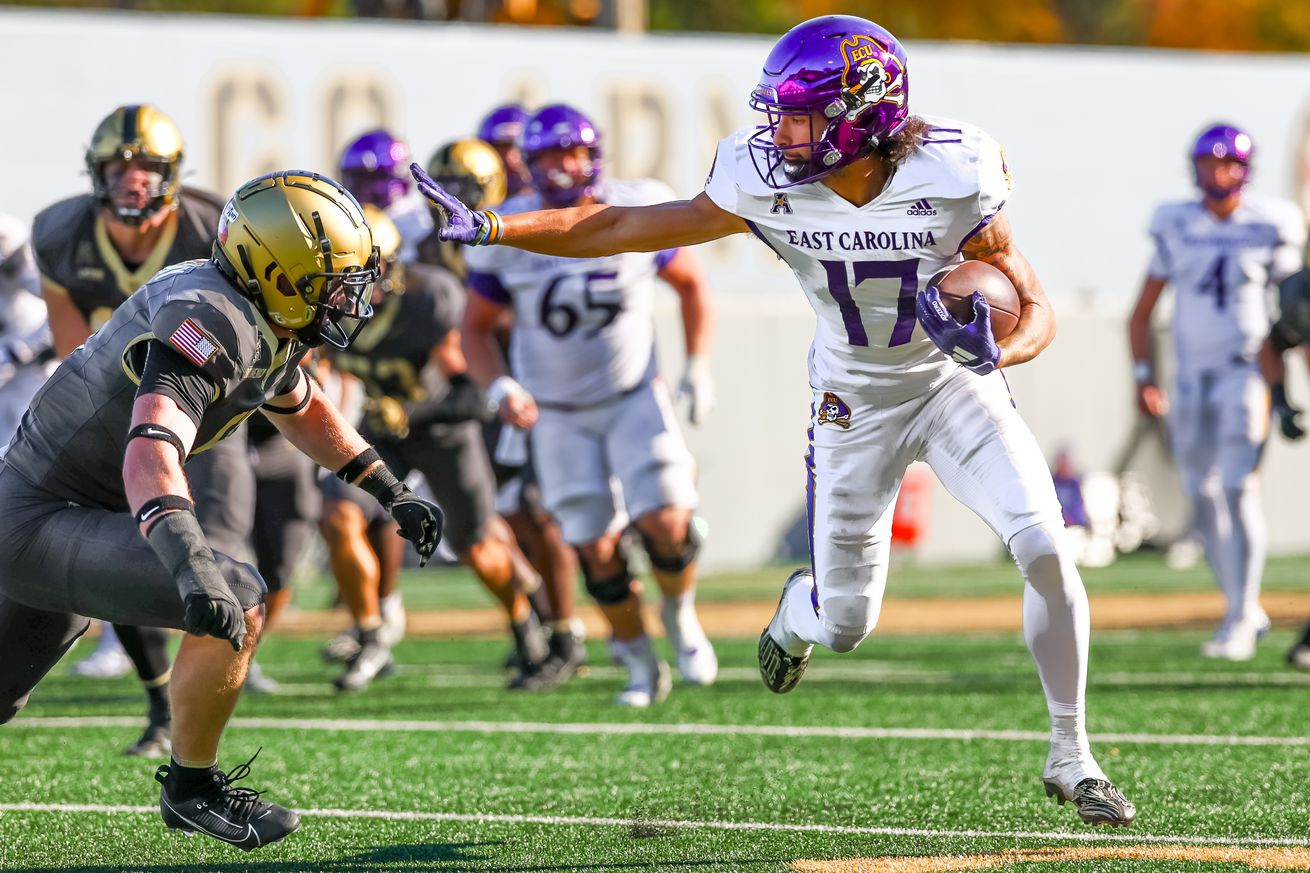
[1261,263,1310,670]
[322,205,549,691]
[0,170,442,851]
[32,104,254,756]
[418,139,586,689]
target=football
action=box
[927,261,1021,341]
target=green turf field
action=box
[3,601,1309,871]
[289,551,1310,614]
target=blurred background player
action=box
[459,103,718,707]
[31,103,254,755]
[339,129,432,262]
[1259,259,1310,670]
[477,104,533,201]
[321,205,549,691]
[0,215,54,443]
[1129,124,1307,660]
[419,136,586,689]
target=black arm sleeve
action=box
[136,340,219,429]
[406,372,487,427]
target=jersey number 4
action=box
[540,271,623,339]
[1198,254,1231,310]
[821,258,919,347]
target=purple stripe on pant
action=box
[805,403,819,615]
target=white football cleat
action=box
[1042,741,1136,827]
[380,594,406,648]
[242,659,281,695]
[69,640,132,679]
[611,637,671,708]
[660,597,718,686]
[1201,618,1265,661]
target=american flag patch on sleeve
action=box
[168,318,220,367]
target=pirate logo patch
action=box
[816,391,852,429]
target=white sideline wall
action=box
[4,9,1310,567]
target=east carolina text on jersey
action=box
[704,116,1011,401]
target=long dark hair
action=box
[875,116,931,166]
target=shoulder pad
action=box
[147,268,256,388]
[31,194,95,280]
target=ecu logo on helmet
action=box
[816,391,852,429]
[840,35,906,120]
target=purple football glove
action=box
[915,287,1000,375]
[409,162,498,245]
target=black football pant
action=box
[0,461,264,725]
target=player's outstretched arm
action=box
[266,372,444,563]
[960,213,1053,368]
[497,193,748,257]
[263,370,372,469]
[412,163,748,256]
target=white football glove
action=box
[677,355,715,427]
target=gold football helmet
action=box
[361,204,405,298]
[425,139,507,213]
[85,104,185,226]
[215,171,379,349]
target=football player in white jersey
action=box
[0,215,53,444]
[459,104,718,707]
[415,17,1135,825]
[1129,124,1306,661]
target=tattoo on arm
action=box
[961,213,1054,367]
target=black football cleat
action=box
[1043,777,1137,827]
[156,751,300,851]
[124,718,172,758]
[757,569,813,694]
[509,628,587,692]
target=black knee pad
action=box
[582,545,636,606]
[219,557,268,610]
[0,702,20,725]
[639,521,701,574]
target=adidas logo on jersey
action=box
[906,198,937,216]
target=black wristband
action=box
[357,463,409,511]
[135,495,196,535]
[127,423,187,460]
[336,447,382,483]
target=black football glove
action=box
[181,581,247,652]
[1272,384,1306,441]
[146,510,247,651]
[390,492,444,567]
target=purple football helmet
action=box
[748,15,910,189]
[339,129,411,210]
[521,104,602,208]
[477,104,529,147]
[1191,123,1253,200]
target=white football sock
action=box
[1011,523,1089,720]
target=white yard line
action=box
[12,715,1310,747]
[0,802,1306,848]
